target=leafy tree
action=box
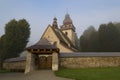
[114,22,120,31]
[80,26,99,52]
[80,22,120,52]
[5,19,30,56]
[99,22,120,52]
[0,19,30,69]
[0,35,6,69]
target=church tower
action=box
[61,13,78,47]
[52,17,58,29]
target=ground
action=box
[55,67,120,80]
[0,70,73,80]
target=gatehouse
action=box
[25,38,59,73]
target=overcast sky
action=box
[0,0,120,45]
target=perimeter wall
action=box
[3,53,120,70]
[60,57,120,68]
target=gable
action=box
[41,25,60,44]
[41,25,78,52]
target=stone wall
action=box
[60,57,120,68]
[3,53,120,70]
[3,61,26,70]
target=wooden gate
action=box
[39,56,52,69]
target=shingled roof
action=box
[26,38,57,49]
[51,26,78,51]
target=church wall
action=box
[60,57,120,68]
[57,43,74,53]
[62,30,74,42]
[62,29,77,46]
[41,26,75,52]
[42,26,60,45]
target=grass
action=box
[0,69,11,73]
[55,67,120,80]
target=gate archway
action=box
[25,38,59,74]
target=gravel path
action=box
[0,70,73,80]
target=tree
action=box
[80,22,120,52]
[0,35,6,69]
[98,22,120,52]
[5,19,30,56]
[0,19,30,69]
[80,26,99,52]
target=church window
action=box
[65,32,68,35]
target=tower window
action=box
[65,32,68,35]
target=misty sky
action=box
[0,0,120,46]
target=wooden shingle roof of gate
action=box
[26,38,59,53]
[26,38,57,49]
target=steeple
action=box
[60,13,78,47]
[61,13,75,32]
[63,13,73,25]
[52,17,58,28]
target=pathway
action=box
[0,70,74,80]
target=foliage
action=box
[0,35,7,69]
[4,19,30,57]
[55,67,120,80]
[0,19,30,69]
[80,26,99,52]
[80,22,120,52]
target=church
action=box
[24,13,79,73]
[39,13,79,52]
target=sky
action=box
[0,0,120,46]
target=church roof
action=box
[26,38,57,49]
[61,13,76,32]
[51,26,78,51]
[63,13,73,25]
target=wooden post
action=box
[25,51,36,74]
[52,52,58,71]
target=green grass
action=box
[55,67,120,80]
[0,69,11,73]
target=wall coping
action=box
[4,52,120,62]
[4,57,26,62]
[60,52,120,58]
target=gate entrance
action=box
[25,38,59,74]
[39,56,52,69]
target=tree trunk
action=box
[0,61,3,70]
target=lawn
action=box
[0,69,10,73]
[55,67,120,80]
